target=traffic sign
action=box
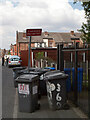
[26,29,42,36]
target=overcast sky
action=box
[0,0,86,49]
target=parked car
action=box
[8,55,22,67]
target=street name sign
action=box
[26,29,42,36]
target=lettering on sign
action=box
[26,29,42,36]
[18,84,29,95]
[32,86,38,95]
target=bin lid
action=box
[35,68,50,73]
[15,74,39,83]
[13,67,26,71]
[28,67,36,71]
[44,70,61,76]
[44,67,55,70]
[44,71,68,81]
[29,71,47,76]
[17,69,28,74]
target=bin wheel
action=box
[63,103,70,110]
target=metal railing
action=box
[57,43,90,117]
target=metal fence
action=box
[57,43,90,117]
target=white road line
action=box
[13,88,18,118]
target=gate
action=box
[57,43,90,117]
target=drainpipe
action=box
[16,31,18,56]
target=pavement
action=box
[2,66,88,119]
[0,59,2,119]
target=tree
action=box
[75,1,90,43]
[8,50,11,55]
[35,52,55,64]
[35,52,44,61]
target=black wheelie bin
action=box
[13,67,37,88]
[44,71,68,110]
[12,67,26,87]
[16,74,39,113]
[14,67,50,96]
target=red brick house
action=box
[11,31,83,56]
[10,44,17,55]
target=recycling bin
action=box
[35,68,50,96]
[72,68,83,92]
[13,67,26,79]
[64,68,71,92]
[14,69,36,88]
[13,67,26,88]
[44,71,68,110]
[29,68,50,96]
[15,74,39,113]
[44,67,56,71]
[14,67,50,96]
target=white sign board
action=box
[18,84,29,95]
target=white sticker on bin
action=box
[32,86,38,95]
[18,84,29,95]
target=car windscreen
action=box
[10,58,20,61]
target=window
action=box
[23,33,26,37]
[49,42,53,47]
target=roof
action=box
[17,32,82,43]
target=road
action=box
[2,66,16,118]
[0,58,2,119]
[2,66,87,118]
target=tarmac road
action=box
[2,66,16,118]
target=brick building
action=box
[11,30,83,56]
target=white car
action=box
[8,55,22,67]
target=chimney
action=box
[70,31,74,35]
[23,30,26,37]
[44,31,49,36]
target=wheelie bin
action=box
[44,71,68,110]
[64,68,71,92]
[12,67,26,87]
[34,68,50,96]
[72,68,83,92]
[13,67,26,79]
[44,67,56,71]
[15,74,39,113]
[15,68,50,96]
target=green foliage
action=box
[8,50,11,55]
[75,1,90,43]
[35,52,55,63]
[35,52,44,61]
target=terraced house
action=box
[10,31,83,56]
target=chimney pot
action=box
[44,31,48,36]
[70,31,74,35]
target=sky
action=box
[0,0,86,49]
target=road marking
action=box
[13,88,18,118]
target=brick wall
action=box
[20,48,88,67]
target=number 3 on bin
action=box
[56,84,61,92]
